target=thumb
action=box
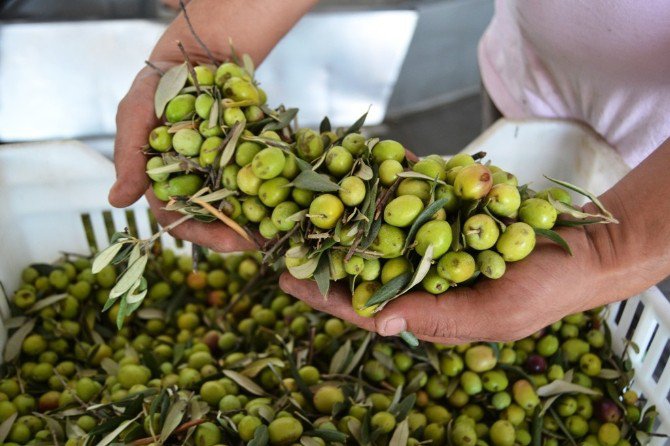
[109,66,163,208]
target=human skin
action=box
[110,0,670,344]
[281,137,670,343]
[108,0,318,251]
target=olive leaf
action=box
[290,170,340,192]
[400,244,434,295]
[405,370,427,394]
[242,53,255,78]
[597,369,622,380]
[0,412,17,443]
[554,218,606,227]
[319,116,331,133]
[100,358,119,376]
[355,163,374,181]
[66,418,87,439]
[364,272,412,309]
[343,332,373,375]
[403,197,450,252]
[303,430,347,443]
[223,370,266,395]
[400,331,420,348]
[313,254,331,298]
[136,308,165,320]
[208,96,219,129]
[241,358,285,378]
[99,413,142,446]
[336,110,368,143]
[159,399,188,442]
[92,241,128,274]
[145,162,186,176]
[4,318,36,362]
[329,340,352,374]
[536,379,599,397]
[192,188,237,204]
[154,63,188,118]
[110,250,148,299]
[286,209,308,222]
[389,419,409,446]
[544,176,618,222]
[219,121,245,168]
[392,394,416,421]
[248,425,269,446]
[3,317,26,329]
[25,293,68,314]
[534,228,573,255]
[286,255,321,280]
[300,436,323,446]
[264,108,298,132]
[396,171,447,185]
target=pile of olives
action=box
[0,247,654,445]
[142,56,611,316]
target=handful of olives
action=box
[1,248,654,445]
[138,52,616,319]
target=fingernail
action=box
[381,318,406,336]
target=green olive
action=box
[486,184,521,217]
[381,257,413,284]
[194,422,222,446]
[536,187,572,205]
[167,174,204,197]
[352,281,381,317]
[199,119,223,137]
[296,129,324,161]
[252,147,286,180]
[512,380,539,411]
[309,194,344,229]
[360,258,381,281]
[463,214,500,250]
[237,164,263,195]
[165,94,196,122]
[423,267,450,294]
[189,65,215,86]
[326,146,354,177]
[415,220,453,258]
[259,177,291,207]
[372,139,405,164]
[235,141,262,167]
[244,105,265,122]
[199,136,224,166]
[482,370,508,392]
[492,171,518,186]
[384,195,424,227]
[117,364,151,390]
[413,159,446,181]
[397,178,431,203]
[344,256,365,276]
[445,153,475,170]
[465,345,497,372]
[339,176,366,206]
[496,222,536,261]
[313,386,345,414]
[597,423,620,446]
[223,106,246,127]
[519,198,557,229]
[271,201,300,231]
[195,93,214,119]
[437,251,475,284]
[379,159,404,186]
[259,217,280,239]
[453,164,493,200]
[436,184,460,214]
[146,157,169,183]
[242,197,267,223]
[370,224,406,258]
[223,77,259,104]
[371,411,396,434]
[342,133,367,156]
[292,188,314,207]
[268,417,303,445]
[579,353,602,376]
[476,250,506,279]
[446,166,464,185]
[282,152,300,179]
[490,420,515,446]
[222,164,240,190]
[173,128,203,156]
[149,126,172,152]
[215,62,247,86]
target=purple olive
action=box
[525,354,548,374]
[595,399,622,423]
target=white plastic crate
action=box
[0,119,668,442]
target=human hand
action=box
[108,0,317,251]
[280,222,616,344]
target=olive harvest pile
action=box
[0,249,658,445]
[139,54,617,321]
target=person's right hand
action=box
[108,0,318,252]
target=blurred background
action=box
[0,0,493,157]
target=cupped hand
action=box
[280,224,615,344]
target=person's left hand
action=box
[280,223,617,344]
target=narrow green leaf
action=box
[393,394,416,421]
[25,293,68,314]
[337,111,368,142]
[544,176,617,222]
[329,340,352,375]
[286,255,321,280]
[242,54,255,78]
[364,272,412,308]
[92,242,126,273]
[248,424,269,446]
[241,358,285,378]
[223,370,266,395]
[596,369,622,380]
[396,171,446,185]
[99,413,142,446]
[400,244,434,295]
[314,254,331,298]
[403,197,450,251]
[548,195,612,223]
[4,318,36,362]
[146,162,186,176]
[400,331,420,348]
[219,121,245,168]
[534,228,573,255]
[208,96,219,129]
[553,218,606,227]
[110,246,147,298]
[343,333,373,375]
[0,413,17,443]
[291,170,340,192]
[154,63,188,118]
[536,379,599,397]
[319,116,331,133]
[159,400,187,442]
[303,429,347,442]
[389,419,409,446]
[264,108,298,131]
[354,163,374,181]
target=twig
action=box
[177,41,201,95]
[262,225,299,263]
[133,418,206,445]
[179,0,218,65]
[374,179,400,220]
[144,60,165,76]
[148,214,194,244]
[190,197,252,242]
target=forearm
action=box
[151,0,318,63]
[587,137,670,303]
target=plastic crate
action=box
[0,119,668,442]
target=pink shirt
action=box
[478,1,670,167]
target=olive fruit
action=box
[476,250,506,279]
[370,225,406,259]
[339,176,366,206]
[309,194,344,229]
[496,222,536,262]
[453,164,493,200]
[313,386,345,414]
[268,416,303,445]
[372,139,405,164]
[379,159,404,187]
[536,187,572,205]
[149,126,172,152]
[415,220,453,258]
[351,281,381,317]
[326,146,354,177]
[384,195,424,227]
[486,184,521,217]
[223,77,259,104]
[172,128,202,156]
[437,251,476,284]
[342,133,366,156]
[165,94,196,122]
[463,214,500,250]
[518,198,557,230]
[252,147,286,180]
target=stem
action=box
[177,40,201,95]
[190,197,253,242]
[148,214,194,244]
[144,60,165,76]
[178,0,218,65]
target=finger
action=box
[146,190,259,252]
[279,273,376,332]
[109,67,162,208]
